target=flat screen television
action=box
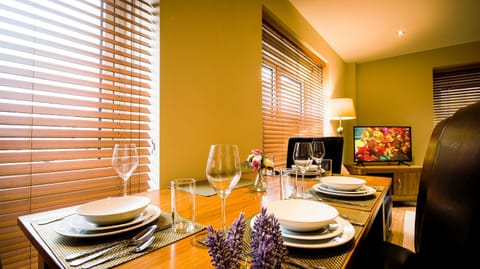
[353,126,412,165]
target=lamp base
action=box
[337,126,344,136]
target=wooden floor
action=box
[388,202,416,252]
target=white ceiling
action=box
[288,0,480,63]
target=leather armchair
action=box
[371,101,480,268]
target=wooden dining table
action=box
[18,173,391,269]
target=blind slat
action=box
[433,63,480,125]
[261,21,325,168]
[0,0,158,267]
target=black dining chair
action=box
[368,101,480,269]
[286,136,344,174]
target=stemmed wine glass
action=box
[112,144,139,196]
[312,140,326,178]
[206,144,242,233]
[293,142,313,198]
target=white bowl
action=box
[76,196,151,225]
[266,199,338,232]
[321,176,366,191]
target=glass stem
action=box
[301,173,305,195]
[123,179,128,196]
[220,196,227,233]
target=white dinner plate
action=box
[66,206,157,231]
[312,183,376,198]
[76,196,151,225]
[279,217,345,241]
[250,214,345,241]
[55,205,161,238]
[281,218,354,249]
[316,184,370,195]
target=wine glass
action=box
[205,144,242,233]
[292,142,313,198]
[312,140,326,178]
[112,144,139,196]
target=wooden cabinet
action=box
[345,164,422,202]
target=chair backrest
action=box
[414,101,480,267]
[286,136,344,174]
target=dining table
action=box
[17,173,391,269]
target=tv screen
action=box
[354,126,412,164]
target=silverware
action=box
[80,235,155,269]
[341,215,364,226]
[68,224,157,266]
[36,212,74,225]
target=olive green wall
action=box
[351,41,480,166]
[159,0,346,188]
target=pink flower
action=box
[252,149,262,155]
[251,155,262,171]
[247,149,274,171]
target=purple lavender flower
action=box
[250,207,288,269]
[205,213,247,269]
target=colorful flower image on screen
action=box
[354,126,412,162]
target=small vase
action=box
[251,168,267,192]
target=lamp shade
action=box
[330,98,356,120]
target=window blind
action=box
[261,21,326,168]
[433,63,480,125]
[0,0,158,268]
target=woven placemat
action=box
[309,188,381,211]
[31,211,206,269]
[337,208,370,226]
[242,216,361,269]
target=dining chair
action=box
[286,136,344,174]
[369,101,480,269]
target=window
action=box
[261,21,326,168]
[433,63,480,125]
[0,0,159,267]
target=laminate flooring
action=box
[389,202,416,252]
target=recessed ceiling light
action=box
[397,30,405,37]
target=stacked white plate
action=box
[251,199,354,249]
[290,165,318,177]
[55,196,161,238]
[313,176,375,198]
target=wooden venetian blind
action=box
[433,63,480,126]
[0,0,158,268]
[261,21,326,168]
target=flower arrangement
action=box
[247,149,274,171]
[205,208,288,269]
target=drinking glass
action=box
[293,142,313,198]
[205,144,242,233]
[112,144,139,196]
[312,140,326,177]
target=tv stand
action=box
[397,161,410,166]
[345,164,422,202]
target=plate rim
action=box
[320,176,366,190]
[313,183,376,197]
[279,216,345,240]
[66,206,155,231]
[55,205,161,238]
[281,218,354,249]
[317,183,370,194]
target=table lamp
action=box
[330,98,356,136]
